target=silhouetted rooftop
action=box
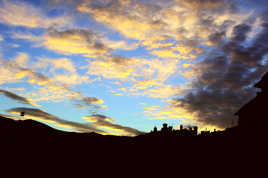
[254,72,268,90]
[235,72,268,131]
[235,72,268,115]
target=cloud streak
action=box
[7,107,106,134]
[83,114,144,136]
[0,89,37,106]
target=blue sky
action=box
[0,0,267,136]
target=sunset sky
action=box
[0,0,268,136]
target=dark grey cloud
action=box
[207,31,226,46]
[173,12,268,129]
[0,89,33,105]
[231,24,251,43]
[7,107,106,134]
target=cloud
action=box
[141,85,181,99]
[74,0,251,88]
[42,28,109,58]
[74,96,106,111]
[0,0,71,28]
[76,0,243,48]
[86,55,184,100]
[176,0,222,9]
[0,34,3,41]
[102,38,138,51]
[0,89,37,106]
[87,56,138,80]
[11,33,42,43]
[171,12,268,129]
[151,49,183,59]
[83,114,144,136]
[143,102,195,122]
[0,53,55,89]
[34,57,89,85]
[14,53,29,66]
[80,97,104,105]
[87,55,179,95]
[0,60,18,84]
[12,28,138,58]
[7,107,106,134]
[77,0,164,40]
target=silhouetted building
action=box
[161,123,168,132]
[235,72,268,134]
[149,124,198,136]
[193,126,198,135]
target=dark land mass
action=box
[0,114,266,152]
[0,111,267,173]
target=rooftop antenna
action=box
[20,112,25,120]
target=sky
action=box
[0,0,268,136]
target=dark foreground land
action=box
[1,115,267,176]
[1,115,267,153]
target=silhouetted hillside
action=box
[1,113,268,174]
[0,115,136,149]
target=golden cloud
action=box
[83,114,143,136]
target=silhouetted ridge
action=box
[0,115,103,142]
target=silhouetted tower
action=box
[161,123,168,133]
[180,125,183,130]
[153,126,157,133]
[20,112,25,117]
[193,126,198,135]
